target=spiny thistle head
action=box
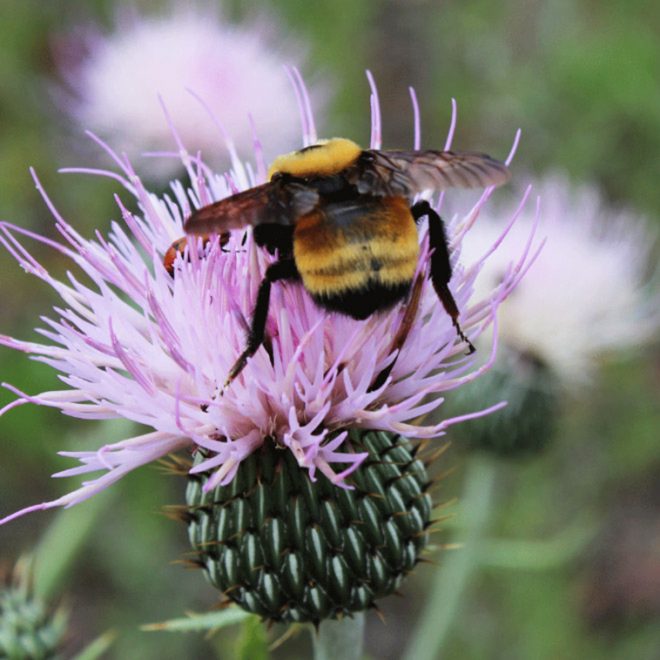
[443,347,560,456]
[0,557,68,659]
[183,430,431,623]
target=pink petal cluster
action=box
[0,82,539,525]
[460,174,659,384]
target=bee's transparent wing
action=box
[347,150,511,198]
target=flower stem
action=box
[313,612,365,660]
[403,454,497,660]
[479,515,597,570]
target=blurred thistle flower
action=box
[54,4,323,177]
[0,557,68,659]
[0,78,536,619]
[446,175,658,455]
[463,175,658,385]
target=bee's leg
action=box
[411,200,475,354]
[163,232,231,275]
[164,237,189,276]
[222,259,300,391]
[369,272,424,392]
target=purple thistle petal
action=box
[366,70,382,150]
[409,86,421,150]
[292,66,317,146]
[286,65,315,148]
[444,98,458,151]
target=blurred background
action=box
[0,0,658,658]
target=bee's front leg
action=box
[163,232,232,276]
[222,259,300,392]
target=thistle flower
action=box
[54,4,323,176]
[461,174,658,385]
[446,175,658,455]
[1,80,536,619]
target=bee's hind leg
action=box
[222,259,300,392]
[411,200,475,354]
[368,272,424,392]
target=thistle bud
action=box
[445,348,560,456]
[0,559,67,660]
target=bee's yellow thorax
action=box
[268,138,362,179]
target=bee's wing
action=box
[348,150,511,198]
[184,180,319,235]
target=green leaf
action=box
[141,609,252,633]
[33,420,135,599]
[33,489,116,600]
[71,631,117,660]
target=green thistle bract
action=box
[186,430,431,623]
[445,349,560,456]
[0,560,67,660]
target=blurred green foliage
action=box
[0,1,658,658]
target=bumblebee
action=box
[166,138,510,389]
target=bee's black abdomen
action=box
[313,281,411,320]
[293,196,420,321]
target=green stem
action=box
[33,419,133,599]
[33,488,115,600]
[403,454,498,660]
[313,612,365,660]
[479,516,597,570]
